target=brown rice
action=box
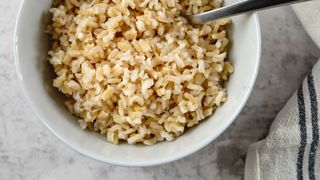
[48,0,233,145]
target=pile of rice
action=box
[48,0,233,145]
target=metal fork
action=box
[185,0,311,24]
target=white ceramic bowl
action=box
[14,0,261,166]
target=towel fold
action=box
[292,1,320,48]
[245,1,320,179]
[245,61,320,179]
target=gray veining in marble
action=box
[1,1,320,180]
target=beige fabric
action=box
[245,1,320,179]
[245,60,320,180]
[293,1,320,48]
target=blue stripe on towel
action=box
[307,74,319,180]
[297,86,307,180]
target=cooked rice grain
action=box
[48,0,233,145]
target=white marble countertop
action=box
[1,1,320,180]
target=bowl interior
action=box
[15,0,260,166]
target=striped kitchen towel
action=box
[245,1,320,180]
[245,61,320,180]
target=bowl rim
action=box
[14,0,261,167]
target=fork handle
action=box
[189,0,311,24]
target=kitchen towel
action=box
[245,1,320,180]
